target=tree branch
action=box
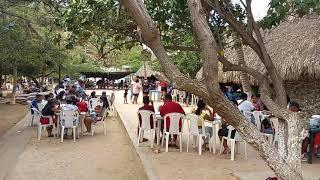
[121,0,207,92]
[187,0,219,89]
[0,8,42,39]
[163,45,199,52]
[246,0,254,35]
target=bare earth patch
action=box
[0,103,27,136]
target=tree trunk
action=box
[0,73,3,97]
[235,43,251,97]
[40,69,45,92]
[286,113,302,174]
[11,66,17,104]
[122,0,304,179]
[4,75,7,89]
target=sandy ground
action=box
[6,116,147,180]
[109,90,320,180]
[0,103,27,136]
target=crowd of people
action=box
[30,76,113,138]
[134,82,313,161]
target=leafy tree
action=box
[121,0,320,179]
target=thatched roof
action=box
[214,16,320,83]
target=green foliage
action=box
[173,51,201,78]
[113,46,142,72]
[260,0,320,29]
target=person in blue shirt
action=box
[31,94,43,114]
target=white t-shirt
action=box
[238,100,254,121]
[132,82,142,94]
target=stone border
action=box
[114,106,159,180]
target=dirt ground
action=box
[0,103,27,137]
[6,117,147,180]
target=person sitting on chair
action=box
[137,96,155,142]
[160,94,185,147]
[83,97,107,135]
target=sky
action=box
[232,0,271,20]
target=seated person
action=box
[251,94,261,111]
[218,119,236,154]
[261,118,273,134]
[193,99,214,150]
[238,93,255,123]
[84,97,107,134]
[61,98,80,137]
[160,94,185,147]
[41,99,60,137]
[31,94,43,114]
[76,98,88,113]
[137,96,155,142]
[101,91,110,109]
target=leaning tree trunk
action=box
[11,66,17,104]
[122,0,304,179]
[235,43,251,97]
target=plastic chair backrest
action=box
[227,125,241,141]
[61,109,79,127]
[186,113,200,136]
[138,110,155,130]
[101,109,109,122]
[164,113,184,134]
[253,111,263,130]
[89,98,99,111]
[37,103,45,112]
[270,117,278,134]
[31,108,42,115]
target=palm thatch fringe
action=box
[217,15,320,84]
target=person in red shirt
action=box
[138,96,155,142]
[159,81,168,99]
[160,94,185,147]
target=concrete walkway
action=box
[111,90,320,180]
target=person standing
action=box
[132,79,142,104]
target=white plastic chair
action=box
[253,111,273,144]
[27,101,38,126]
[37,103,45,112]
[88,98,99,113]
[137,110,156,148]
[107,96,115,117]
[37,110,57,140]
[171,89,178,102]
[162,113,185,152]
[219,126,247,161]
[60,109,79,142]
[186,114,211,155]
[91,109,108,136]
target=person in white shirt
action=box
[238,93,255,123]
[132,79,142,104]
